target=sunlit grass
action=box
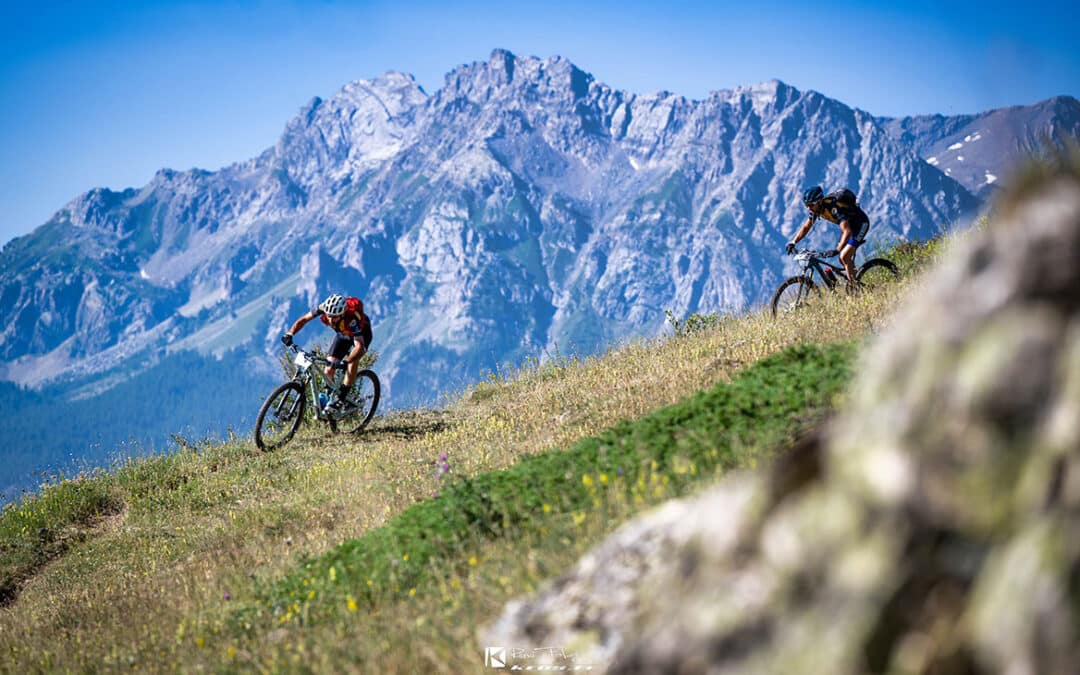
[0,238,941,671]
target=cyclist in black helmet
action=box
[786,185,870,290]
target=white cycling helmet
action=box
[319,293,347,317]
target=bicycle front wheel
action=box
[254,381,306,451]
[770,276,820,317]
[855,258,901,291]
[329,369,381,435]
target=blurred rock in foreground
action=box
[483,154,1080,674]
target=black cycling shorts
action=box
[330,332,371,360]
[847,211,870,248]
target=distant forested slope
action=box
[0,351,276,502]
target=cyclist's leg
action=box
[343,357,359,388]
[342,332,371,389]
[840,243,859,285]
[843,216,869,289]
[328,334,351,389]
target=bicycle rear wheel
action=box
[329,370,381,435]
[855,258,901,291]
[770,277,820,317]
[254,381,306,451]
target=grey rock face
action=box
[482,159,1080,673]
[0,50,998,402]
[878,96,1080,198]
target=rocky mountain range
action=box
[877,95,1080,199]
[0,49,1075,492]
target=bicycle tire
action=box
[254,381,306,451]
[855,258,901,290]
[770,276,820,317]
[328,369,381,435]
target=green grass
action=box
[874,233,949,275]
[0,474,122,605]
[250,342,854,626]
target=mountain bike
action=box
[253,345,380,451]
[770,249,900,317]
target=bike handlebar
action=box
[792,248,836,260]
[288,343,332,366]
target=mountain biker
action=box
[280,293,372,411]
[786,186,870,289]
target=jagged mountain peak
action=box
[2,50,1019,407]
[733,78,796,98]
[439,49,596,105]
[876,93,1080,196]
[334,71,428,111]
[273,70,430,185]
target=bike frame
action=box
[289,346,339,422]
[795,250,850,289]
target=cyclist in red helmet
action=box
[281,293,372,410]
[786,185,870,290]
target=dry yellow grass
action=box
[0,263,918,672]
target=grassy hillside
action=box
[0,350,279,502]
[0,241,940,672]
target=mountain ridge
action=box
[876,94,1080,197]
[3,49,1066,409]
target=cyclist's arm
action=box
[344,319,372,365]
[790,215,816,245]
[287,311,318,336]
[345,336,367,365]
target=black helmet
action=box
[802,185,824,205]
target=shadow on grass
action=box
[361,411,457,441]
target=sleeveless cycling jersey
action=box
[811,196,870,245]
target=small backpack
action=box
[345,297,363,315]
[828,188,858,208]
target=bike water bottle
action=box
[824,268,836,286]
[318,391,329,410]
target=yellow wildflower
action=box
[346,595,358,612]
[468,555,479,567]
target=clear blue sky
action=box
[2,0,1077,246]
